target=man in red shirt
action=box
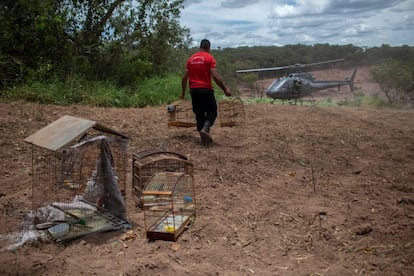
[181,39,232,145]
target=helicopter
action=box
[236,59,357,101]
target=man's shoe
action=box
[199,129,213,145]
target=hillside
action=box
[0,78,413,275]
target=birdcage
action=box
[24,115,130,242]
[167,100,196,127]
[219,97,245,127]
[132,149,193,207]
[142,171,196,241]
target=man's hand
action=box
[224,87,232,97]
[181,70,189,99]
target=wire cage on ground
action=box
[24,115,130,242]
[167,98,245,129]
[142,171,196,241]
[132,149,194,207]
[167,100,196,127]
[219,97,245,127]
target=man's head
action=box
[200,39,211,52]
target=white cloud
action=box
[271,0,331,17]
[180,0,414,48]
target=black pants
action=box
[190,88,217,131]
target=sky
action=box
[179,0,414,49]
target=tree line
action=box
[1,0,413,105]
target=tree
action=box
[0,0,191,86]
[110,0,191,74]
[0,0,68,83]
[371,60,413,105]
[62,0,190,78]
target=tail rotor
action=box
[345,68,357,91]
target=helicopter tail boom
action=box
[347,68,358,91]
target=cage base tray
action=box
[50,206,130,243]
[146,214,191,241]
[168,121,196,127]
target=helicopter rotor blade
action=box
[301,58,345,67]
[236,66,292,73]
[236,58,345,73]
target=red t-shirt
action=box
[186,51,216,89]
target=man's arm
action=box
[211,69,232,96]
[181,70,189,99]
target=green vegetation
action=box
[1,1,414,108]
[338,93,392,108]
[131,75,183,107]
[2,75,183,107]
[371,60,413,105]
[0,0,190,88]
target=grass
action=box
[1,74,183,107]
[131,75,182,107]
[1,76,407,109]
[239,97,339,107]
[238,91,397,108]
[337,93,393,108]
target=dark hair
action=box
[200,39,211,50]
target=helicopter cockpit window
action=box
[293,80,301,94]
[270,79,287,91]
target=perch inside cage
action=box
[132,149,193,207]
[142,171,196,241]
[219,97,245,127]
[24,115,129,242]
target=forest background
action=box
[1,0,413,107]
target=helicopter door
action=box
[293,80,302,96]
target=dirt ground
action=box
[0,67,413,275]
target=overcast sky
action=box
[179,0,414,49]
